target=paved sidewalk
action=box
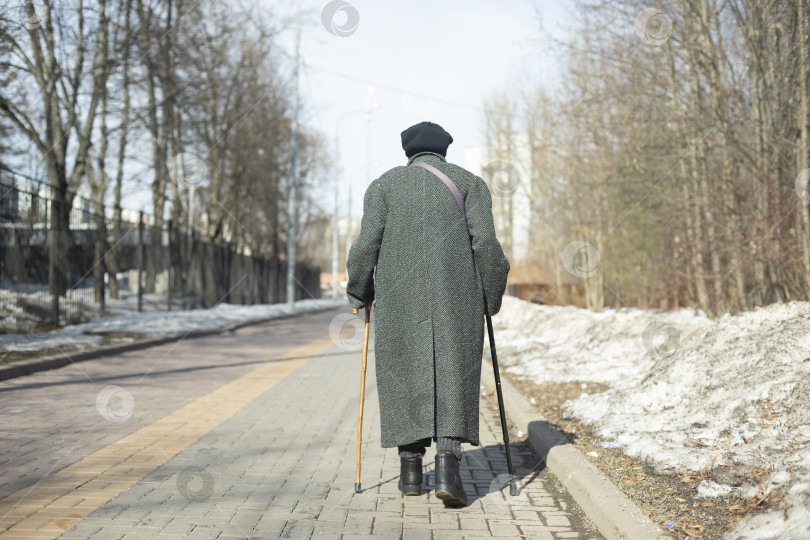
[0,309,340,502]
[1,308,603,539]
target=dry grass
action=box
[493,373,782,539]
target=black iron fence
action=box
[0,184,320,333]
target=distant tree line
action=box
[0,0,329,300]
[486,0,810,316]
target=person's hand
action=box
[352,305,371,314]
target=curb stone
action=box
[0,303,347,382]
[480,357,669,540]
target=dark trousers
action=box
[398,436,463,460]
[397,437,433,458]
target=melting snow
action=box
[0,298,347,353]
[491,295,810,539]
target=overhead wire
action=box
[304,62,521,119]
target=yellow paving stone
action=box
[79,480,112,491]
[0,507,31,519]
[0,531,53,539]
[46,495,83,509]
[36,481,81,490]
[5,516,53,531]
[38,516,83,532]
[0,517,21,531]
[7,500,57,508]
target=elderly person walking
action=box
[346,121,510,507]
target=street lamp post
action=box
[365,92,374,197]
[345,90,378,281]
[333,108,365,300]
[336,89,378,300]
[286,22,301,311]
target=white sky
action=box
[270,0,573,219]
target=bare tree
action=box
[488,0,810,313]
[1,0,111,321]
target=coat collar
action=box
[407,151,447,166]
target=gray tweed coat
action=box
[346,151,510,448]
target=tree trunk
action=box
[48,181,69,323]
[798,0,810,289]
[108,0,133,300]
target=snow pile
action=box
[0,298,347,353]
[0,329,104,352]
[490,296,713,388]
[0,286,97,332]
[0,286,267,332]
[494,295,810,539]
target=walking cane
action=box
[485,298,518,496]
[352,304,372,493]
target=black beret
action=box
[401,121,453,158]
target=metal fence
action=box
[0,184,321,333]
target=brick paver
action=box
[1,308,603,539]
[0,310,337,502]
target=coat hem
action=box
[380,433,480,449]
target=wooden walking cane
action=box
[352,304,372,493]
[485,298,518,496]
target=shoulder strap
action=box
[410,161,466,220]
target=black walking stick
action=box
[485,298,518,496]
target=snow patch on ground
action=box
[491,297,713,388]
[0,298,347,353]
[493,295,810,539]
[723,492,810,540]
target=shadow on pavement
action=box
[357,440,547,506]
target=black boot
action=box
[398,456,423,496]
[434,451,467,507]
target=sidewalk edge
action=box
[0,304,346,383]
[480,358,668,540]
